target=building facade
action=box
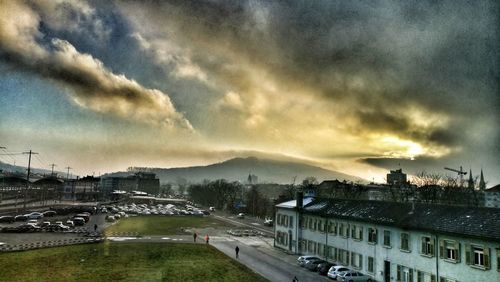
[275,198,500,282]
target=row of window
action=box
[276,213,293,228]
[398,264,458,282]
[299,216,496,270]
[276,231,289,246]
[298,240,376,274]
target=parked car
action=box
[337,270,372,282]
[42,210,57,217]
[0,216,15,223]
[209,207,215,211]
[26,212,44,219]
[72,217,85,226]
[74,214,90,222]
[65,220,74,227]
[297,255,319,265]
[46,224,70,232]
[41,221,51,228]
[299,256,321,267]
[17,224,42,232]
[327,265,350,280]
[27,219,39,225]
[14,215,28,221]
[305,259,327,271]
[105,215,116,222]
[318,262,335,275]
[237,213,245,219]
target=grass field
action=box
[105,215,235,235]
[0,242,268,282]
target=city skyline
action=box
[0,1,498,185]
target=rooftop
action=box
[280,198,500,242]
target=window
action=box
[351,225,363,241]
[439,240,459,262]
[299,239,306,252]
[397,265,413,282]
[400,233,410,251]
[308,217,313,230]
[318,219,324,232]
[417,271,435,282]
[497,248,500,272]
[439,277,456,282]
[339,249,350,265]
[328,246,337,260]
[421,236,434,256]
[276,231,287,245]
[339,223,349,238]
[318,243,324,256]
[465,244,490,269]
[367,256,374,273]
[289,216,294,228]
[351,252,363,269]
[368,228,377,244]
[383,230,391,247]
[328,221,337,235]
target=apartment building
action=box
[275,197,500,282]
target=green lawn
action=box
[0,242,268,282]
[105,215,235,235]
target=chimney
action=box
[296,191,304,210]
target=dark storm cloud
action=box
[126,0,498,150]
[0,0,192,130]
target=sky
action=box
[0,0,499,185]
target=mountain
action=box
[0,161,59,176]
[107,157,365,184]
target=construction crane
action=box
[444,166,467,184]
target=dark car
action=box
[318,262,335,275]
[45,224,70,232]
[16,224,42,233]
[305,259,327,271]
[14,215,28,221]
[42,210,57,217]
[0,216,15,223]
[72,217,85,226]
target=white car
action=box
[297,255,318,265]
[336,270,373,282]
[327,265,350,280]
[237,213,245,219]
[26,212,44,219]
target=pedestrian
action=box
[193,232,197,242]
[292,276,298,282]
[205,234,209,244]
[235,246,239,258]
[94,224,98,232]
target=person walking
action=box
[193,232,197,242]
[292,276,298,282]
[94,224,98,232]
[235,246,240,258]
[205,234,209,244]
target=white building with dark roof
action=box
[275,195,500,282]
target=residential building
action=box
[101,173,160,199]
[275,196,500,282]
[387,169,408,185]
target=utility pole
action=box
[65,166,72,180]
[50,163,57,176]
[23,150,38,210]
[0,147,4,204]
